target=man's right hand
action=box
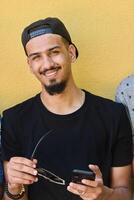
[5,157,38,194]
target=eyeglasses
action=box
[31,129,65,185]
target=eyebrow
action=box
[28,45,61,58]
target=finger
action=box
[9,175,38,185]
[8,162,37,176]
[67,185,82,196]
[70,182,99,195]
[68,182,88,195]
[32,159,38,164]
[67,184,93,200]
[82,179,100,188]
[88,164,103,182]
[8,169,37,182]
[10,157,37,168]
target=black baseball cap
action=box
[21,17,78,58]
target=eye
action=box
[51,50,60,55]
[31,55,41,61]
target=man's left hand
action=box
[67,164,112,200]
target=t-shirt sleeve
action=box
[1,110,22,161]
[112,104,133,166]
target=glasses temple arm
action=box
[31,129,54,159]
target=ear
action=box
[68,44,77,63]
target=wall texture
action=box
[0,0,134,112]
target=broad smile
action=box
[41,67,61,78]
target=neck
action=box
[40,81,85,115]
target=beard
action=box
[44,79,67,95]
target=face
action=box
[26,34,76,95]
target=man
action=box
[1,17,132,200]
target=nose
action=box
[41,55,55,70]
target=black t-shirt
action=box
[1,91,133,200]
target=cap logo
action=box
[29,27,53,39]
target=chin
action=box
[44,80,67,96]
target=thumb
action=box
[88,164,103,183]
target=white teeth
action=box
[45,69,58,77]
[41,67,60,77]
[45,70,57,77]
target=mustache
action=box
[40,66,61,75]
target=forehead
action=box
[26,34,65,55]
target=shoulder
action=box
[85,90,126,118]
[117,74,134,89]
[2,94,40,120]
[85,90,123,108]
[115,74,134,103]
[85,91,132,139]
[116,74,134,95]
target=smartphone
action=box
[72,169,95,184]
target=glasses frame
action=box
[31,129,65,185]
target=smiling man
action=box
[1,17,133,200]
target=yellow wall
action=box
[1,0,134,112]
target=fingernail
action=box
[35,177,38,182]
[33,159,38,163]
[82,179,86,184]
[33,170,37,175]
[67,186,70,190]
[70,183,74,186]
